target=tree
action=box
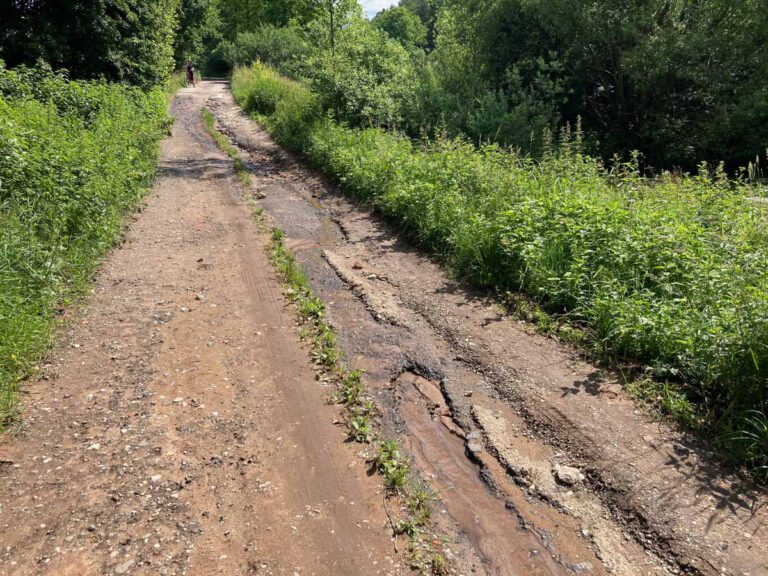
[373,6,427,51]
[310,19,416,128]
[399,0,442,49]
[0,0,180,88]
[174,0,221,68]
[217,0,322,37]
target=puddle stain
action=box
[398,375,568,576]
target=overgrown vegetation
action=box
[0,65,169,426]
[201,109,251,185]
[0,0,180,89]
[173,0,768,170]
[234,61,768,479]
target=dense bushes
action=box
[218,25,314,78]
[429,0,768,170]
[310,21,417,129]
[234,63,768,474]
[0,0,180,89]
[0,65,169,424]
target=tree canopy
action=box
[0,0,180,88]
[372,6,428,51]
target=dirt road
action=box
[1,81,767,576]
[0,85,403,576]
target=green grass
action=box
[267,226,443,566]
[0,64,170,428]
[201,109,251,186]
[233,61,768,479]
[165,71,187,99]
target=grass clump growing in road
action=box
[201,108,250,186]
[375,440,411,491]
[268,228,339,370]
[266,226,443,565]
[234,62,768,480]
[0,64,170,429]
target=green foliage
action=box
[233,63,322,149]
[399,0,442,49]
[0,0,180,88]
[218,26,314,77]
[435,0,768,169]
[234,62,768,477]
[373,6,428,52]
[217,0,322,37]
[309,20,418,129]
[0,64,169,426]
[195,0,768,166]
[174,0,222,69]
[375,440,411,490]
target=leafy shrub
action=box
[308,20,417,129]
[233,63,768,475]
[0,64,169,425]
[372,6,428,52]
[233,63,321,150]
[0,0,179,89]
[219,25,313,78]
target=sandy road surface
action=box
[0,85,404,575]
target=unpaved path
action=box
[3,80,768,576]
[0,85,404,575]
[205,81,768,576]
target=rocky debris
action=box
[114,559,134,574]
[466,431,483,454]
[571,561,594,573]
[553,465,583,487]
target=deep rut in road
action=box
[207,80,768,576]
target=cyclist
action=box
[185,61,196,88]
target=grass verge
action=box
[0,64,169,430]
[201,108,251,186]
[231,62,768,481]
[165,71,187,100]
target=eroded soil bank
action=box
[206,80,768,576]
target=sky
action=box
[360,0,398,18]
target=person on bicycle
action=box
[186,61,196,88]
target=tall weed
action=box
[232,63,768,476]
[0,65,169,426]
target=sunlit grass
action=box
[234,62,768,478]
[0,65,169,428]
